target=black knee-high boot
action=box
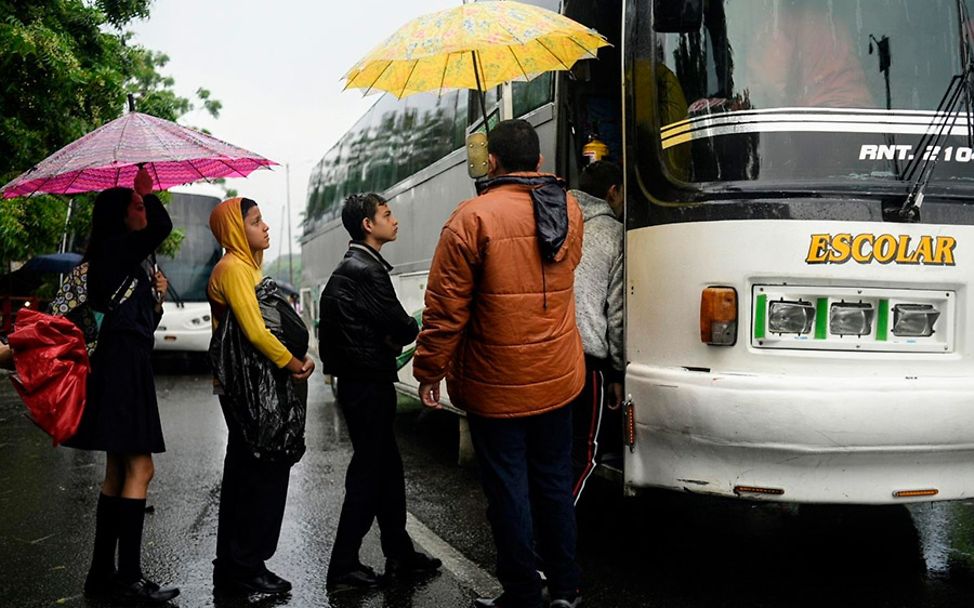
[116,497,147,584]
[83,493,119,596]
[113,497,180,604]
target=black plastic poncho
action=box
[210,277,309,464]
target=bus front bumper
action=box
[625,364,974,504]
[153,328,211,352]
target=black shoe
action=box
[384,552,443,581]
[472,594,534,608]
[326,565,380,593]
[83,570,115,598]
[473,593,541,608]
[550,594,583,608]
[261,569,292,592]
[112,577,180,604]
[213,569,292,596]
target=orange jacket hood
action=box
[209,197,263,270]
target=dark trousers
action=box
[215,397,292,577]
[570,357,607,503]
[469,405,580,608]
[329,379,414,576]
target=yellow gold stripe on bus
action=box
[661,119,974,149]
[663,132,694,148]
[660,108,974,149]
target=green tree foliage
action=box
[264,253,302,290]
[0,0,219,270]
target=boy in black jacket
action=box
[318,193,441,591]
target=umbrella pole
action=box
[60,198,74,254]
[472,51,490,131]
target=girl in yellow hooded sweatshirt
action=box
[207,197,314,595]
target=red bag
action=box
[7,307,90,445]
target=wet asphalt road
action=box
[3,356,974,607]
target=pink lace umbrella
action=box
[1,110,277,199]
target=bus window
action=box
[304,90,465,235]
[635,0,973,192]
[513,72,555,118]
[454,89,470,149]
[469,86,499,128]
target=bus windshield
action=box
[637,0,974,190]
[157,193,221,302]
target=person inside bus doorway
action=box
[568,160,625,504]
[318,193,442,592]
[415,119,586,608]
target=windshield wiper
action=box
[898,0,974,221]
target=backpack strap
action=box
[106,274,137,311]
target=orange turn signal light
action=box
[734,485,785,497]
[700,287,738,346]
[892,488,939,498]
[625,399,636,452]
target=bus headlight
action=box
[768,300,815,335]
[892,304,940,337]
[829,302,874,336]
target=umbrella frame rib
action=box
[139,114,184,164]
[506,45,531,82]
[148,162,165,189]
[114,112,134,163]
[362,60,396,98]
[398,60,421,100]
[532,37,573,71]
[21,136,86,197]
[437,52,452,99]
[565,34,603,60]
[54,169,85,198]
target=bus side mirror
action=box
[653,0,704,33]
[467,132,489,179]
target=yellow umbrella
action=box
[343,0,609,123]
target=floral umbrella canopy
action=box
[1,108,277,198]
[343,0,609,121]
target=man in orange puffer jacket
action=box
[415,119,585,608]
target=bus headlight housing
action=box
[829,302,874,336]
[892,304,940,337]
[768,300,815,335]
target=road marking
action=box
[405,511,502,598]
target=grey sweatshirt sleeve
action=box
[607,248,625,376]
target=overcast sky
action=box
[129,0,457,261]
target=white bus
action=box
[153,192,221,353]
[302,0,974,504]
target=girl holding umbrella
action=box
[64,167,180,604]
